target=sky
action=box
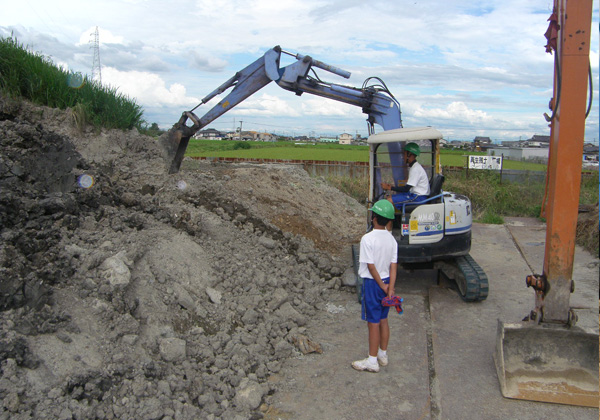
[1,0,598,143]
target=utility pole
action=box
[90,26,102,84]
[238,121,243,141]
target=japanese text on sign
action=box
[468,155,502,170]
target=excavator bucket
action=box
[494,320,599,407]
[158,128,186,174]
[158,111,201,174]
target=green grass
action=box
[0,35,144,130]
[186,139,369,161]
[443,170,548,220]
[186,139,550,171]
[325,175,369,204]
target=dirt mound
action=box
[0,95,365,419]
[577,203,599,257]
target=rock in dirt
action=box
[234,378,265,410]
[99,251,131,289]
[159,337,187,361]
[289,333,323,355]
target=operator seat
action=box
[429,174,445,202]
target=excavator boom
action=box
[159,46,402,173]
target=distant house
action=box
[195,128,224,140]
[583,143,599,154]
[473,136,492,151]
[526,135,550,148]
[339,133,352,145]
[228,131,255,141]
[501,140,523,147]
[487,147,549,162]
[583,143,599,167]
[450,140,469,148]
[255,132,275,142]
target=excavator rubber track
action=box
[454,254,488,302]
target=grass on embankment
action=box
[0,35,144,130]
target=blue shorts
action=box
[361,277,390,323]
[391,192,428,206]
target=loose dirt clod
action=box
[0,95,366,419]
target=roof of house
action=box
[530,135,550,143]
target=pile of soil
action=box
[0,95,366,419]
[577,203,599,257]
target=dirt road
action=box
[265,219,599,420]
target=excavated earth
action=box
[0,96,366,419]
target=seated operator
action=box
[381,142,430,207]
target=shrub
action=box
[233,141,251,150]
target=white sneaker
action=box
[351,357,380,373]
[378,353,388,367]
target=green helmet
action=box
[370,199,395,220]
[404,142,421,156]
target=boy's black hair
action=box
[373,213,393,227]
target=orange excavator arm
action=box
[536,0,593,325]
[494,0,598,408]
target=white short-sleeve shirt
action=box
[358,229,398,279]
[407,161,430,196]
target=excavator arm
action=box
[160,45,402,173]
[494,0,598,407]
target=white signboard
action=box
[468,155,503,170]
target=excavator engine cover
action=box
[494,320,599,407]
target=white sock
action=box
[378,349,387,357]
[368,355,378,364]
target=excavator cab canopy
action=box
[367,127,443,204]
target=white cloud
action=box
[190,52,228,73]
[413,102,494,125]
[300,97,357,116]
[233,94,301,117]
[77,27,124,46]
[101,67,199,107]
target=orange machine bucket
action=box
[494,320,599,407]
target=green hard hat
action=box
[404,142,421,156]
[370,199,396,220]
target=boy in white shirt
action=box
[352,199,398,373]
